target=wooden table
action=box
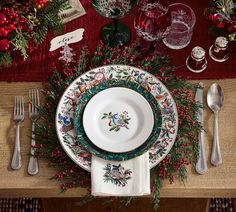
[0,79,236,198]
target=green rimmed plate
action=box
[73,79,162,161]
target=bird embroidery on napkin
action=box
[103,164,132,187]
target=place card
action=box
[49,28,85,51]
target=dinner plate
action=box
[56,65,178,171]
[73,79,162,161]
[83,87,154,153]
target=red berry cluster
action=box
[0,6,31,53]
[207,11,236,33]
[171,88,195,125]
[0,7,19,52]
[34,0,47,9]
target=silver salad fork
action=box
[11,96,24,170]
[28,89,40,175]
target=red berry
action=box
[2,29,9,37]
[0,13,7,25]
[6,24,15,31]
[0,39,11,52]
[34,0,47,8]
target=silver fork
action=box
[11,96,24,170]
[28,89,40,175]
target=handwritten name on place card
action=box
[50,28,85,51]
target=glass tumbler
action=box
[162,3,196,49]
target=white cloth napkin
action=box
[91,152,150,196]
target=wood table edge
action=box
[0,188,235,198]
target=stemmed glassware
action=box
[92,0,137,47]
[134,0,170,57]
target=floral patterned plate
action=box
[74,79,162,161]
[56,65,178,171]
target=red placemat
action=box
[0,0,235,82]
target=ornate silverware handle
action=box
[196,131,208,174]
[27,122,39,175]
[211,112,222,166]
[11,122,22,170]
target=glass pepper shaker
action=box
[209,36,230,62]
[186,46,207,73]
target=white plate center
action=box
[82,87,154,153]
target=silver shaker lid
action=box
[215,36,228,48]
[191,46,205,60]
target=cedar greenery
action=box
[35,42,201,209]
[11,30,29,59]
[34,0,68,43]
[0,0,68,67]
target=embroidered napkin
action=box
[91,152,150,196]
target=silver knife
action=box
[195,82,208,174]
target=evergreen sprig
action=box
[35,0,68,43]
[10,30,29,59]
[0,0,69,67]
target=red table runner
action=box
[0,0,235,82]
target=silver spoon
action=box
[207,83,224,166]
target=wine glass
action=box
[92,0,137,47]
[134,0,170,57]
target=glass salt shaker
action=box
[209,36,230,62]
[186,46,207,73]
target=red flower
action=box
[217,22,225,29]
